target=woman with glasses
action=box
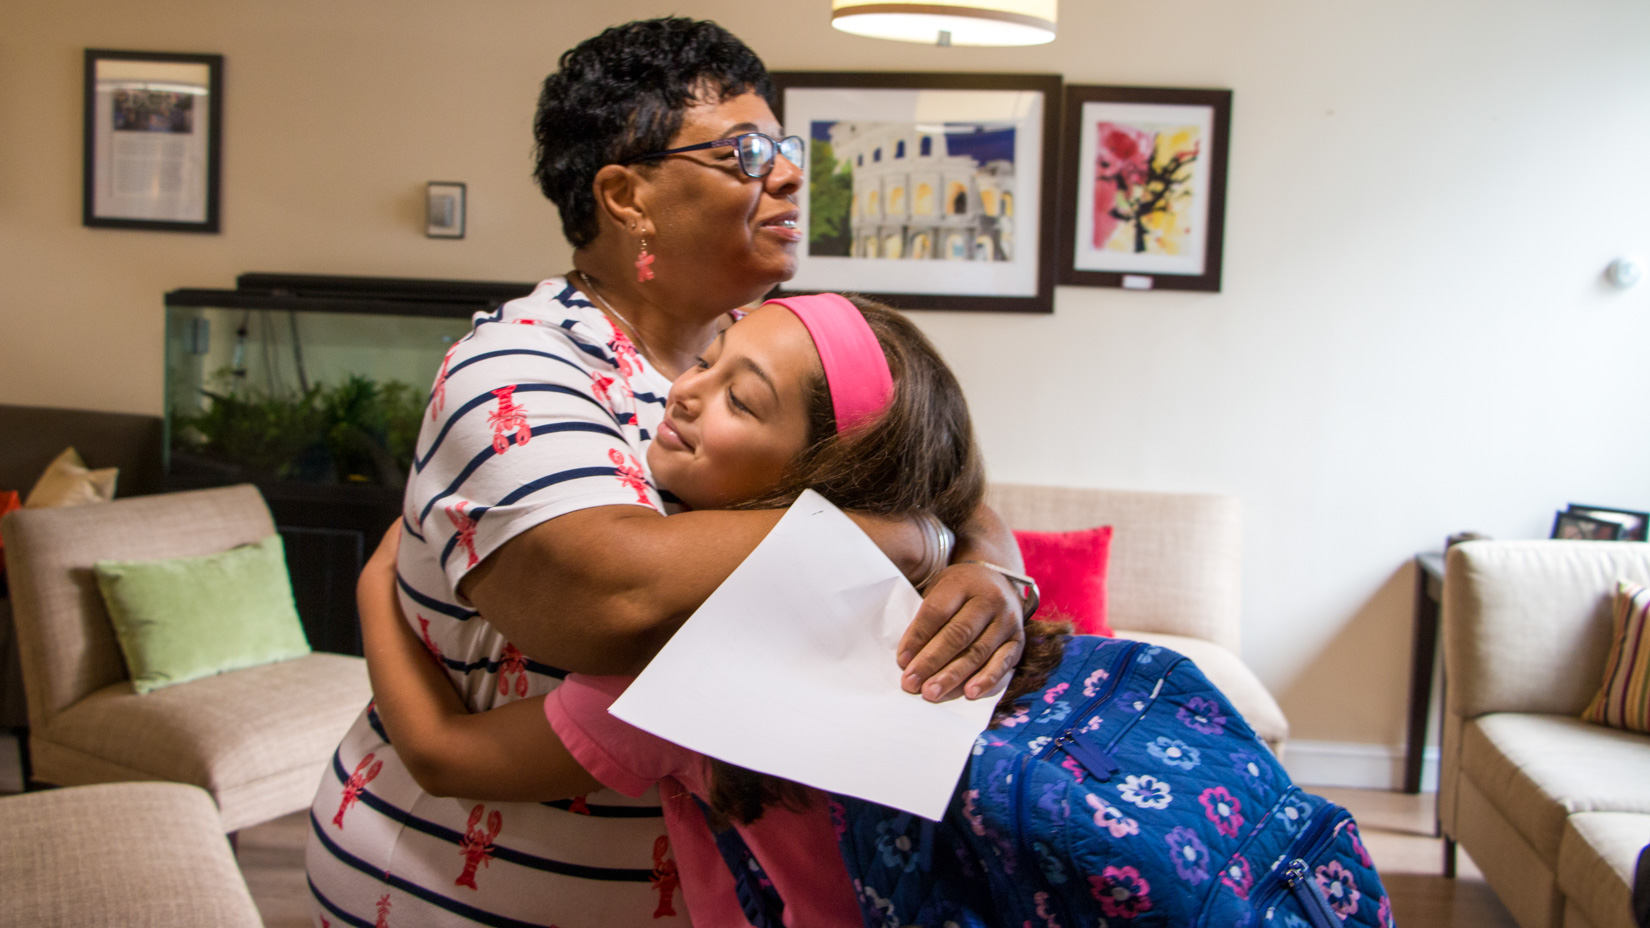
[304,17,1029,928]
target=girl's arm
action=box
[359,527,605,802]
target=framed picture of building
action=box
[772,72,1061,314]
[83,49,223,232]
[1059,85,1231,292]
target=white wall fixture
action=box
[426,182,466,239]
[830,0,1056,46]
[1606,256,1644,289]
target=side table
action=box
[1403,551,1446,794]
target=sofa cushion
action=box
[0,782,263,927]
[24,446,117,509]
[1558,812,1650,928]
[1016,525,1113,636]
[34,652,368,821]
[95,534,310,693]
[1118,629,1289,751]
[1582,580,1650,734]
[1463,713,1650,860]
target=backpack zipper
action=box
[1246,803,1344,928]
[1280,859,1340,928]
[1010,639,1141,924]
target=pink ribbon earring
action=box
[635,236,656,282]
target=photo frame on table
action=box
[1552,511,1625,541]
[83,49,223,233]
[771,71,1061,314]
[1565,503,1650,542]
[1058,85,1231,292]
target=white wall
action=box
[4,0,1648,760]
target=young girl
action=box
[356,293,1067,926]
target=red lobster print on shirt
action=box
[446,503,480,568]
[650,834,680,918]
[430,346,457,421]
[487,385,531,454]
[375,893,392,928]
[496,643,529,698]
[609,325,642,380]
[416,615,442,661]
[333,753,383,827]
[455,804,503,890]
[591,372,632,416]
[608,448,651,506]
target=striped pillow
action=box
[1582,580,1650,733]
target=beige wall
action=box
[4,0,1649,755]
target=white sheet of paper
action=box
[608,490,998,821]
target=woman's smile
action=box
[759,209,802,243]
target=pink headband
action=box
[763,294,894,434]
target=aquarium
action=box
[164,273,532,489]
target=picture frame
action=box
[83,49,223,233]
[426,182,466,239]
[1552,511,1625,541]
[1058,85,1231,292]
[1565,503,1650,542]
[771,71,1062,314]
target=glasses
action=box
[623,132,805,178]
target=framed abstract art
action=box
[772,71,1061,313]
[1058,85,1231,292]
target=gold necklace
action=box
[575,270,654,367]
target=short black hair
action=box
[533,18,774,248]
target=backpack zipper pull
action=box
[1280,859,1339,928]
[1057,731,1120,781]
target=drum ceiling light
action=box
[830,1,1057,46]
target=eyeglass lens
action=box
[736,134,805,177]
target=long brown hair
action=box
[705,296,1068,825]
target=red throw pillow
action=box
[0,489,20,574]
[1013,525,1113,637]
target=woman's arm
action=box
[898,502,1027,701]
[467,501,1025,700]
[360,527,604,802]
[461,504,928,676]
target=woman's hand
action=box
[895,503,1027,702]
[897,563,1025,702]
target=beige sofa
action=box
[988,483,1288,754]
[1439,540,1650,928]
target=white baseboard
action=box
[1282,740,1438,792]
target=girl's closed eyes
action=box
[646,303,816,512]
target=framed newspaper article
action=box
[83,49,223,232]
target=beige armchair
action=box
[0,484,370,832]
[987,483,1288,754]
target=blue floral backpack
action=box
[831,635,1394,928]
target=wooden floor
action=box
[0,733,1518,927]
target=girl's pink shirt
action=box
[544,674,863,928]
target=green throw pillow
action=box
[95,535,310,694]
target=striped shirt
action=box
[305,278,696,928]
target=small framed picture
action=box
[1552,511,1625,541]
[1565,504,1650,542]
[426,182,466,239]
[772,71,1061,314]
[83,49,223,232]
[1058,85,1231,292]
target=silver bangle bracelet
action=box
[911,511,955,590]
